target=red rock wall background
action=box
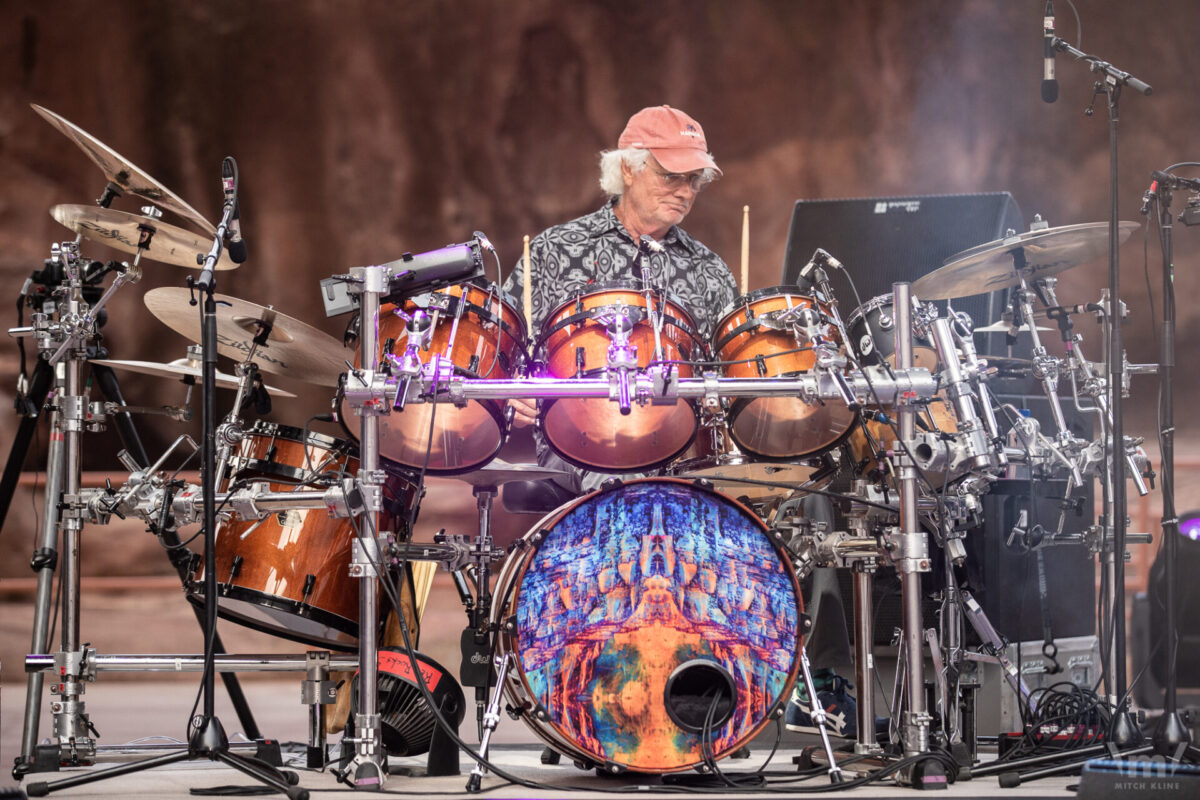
[2,0,1199,581]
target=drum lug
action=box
[600,761,627,776]
[598,477,624,493]
[502,615,518,634]
[227,555,243,583]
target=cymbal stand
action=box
[24,160,305,799]
[8,240,102,773]
[338,263,391,789]
[889,282,943,788]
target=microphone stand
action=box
[1149,175,1192,754]
[24,162,306,799]
[1050,35,1151,748]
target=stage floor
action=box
[2,681,1079,799]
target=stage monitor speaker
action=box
[780,192,1024,355]
[965,392,1097,644]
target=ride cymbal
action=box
[912,221,1139,300]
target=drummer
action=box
[503,103,738,492]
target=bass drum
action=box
[494,478,803,773]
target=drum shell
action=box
[191,422,419,650]
[711,287,856,460]
[536,283,703,473]
[843,295,959,484]
[493,478,803,773]
[342,281,526,474]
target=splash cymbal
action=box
[912,221,1140,300]
[51,205,236,270]
[144,287,347,386]
[33,104,214,234]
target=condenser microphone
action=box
[1042,1,1059,103]
[225,200,247,264]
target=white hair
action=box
[598,148,718,197]
[598,148,650,196]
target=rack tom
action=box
[536,281,703,472]
[711,287,856,460]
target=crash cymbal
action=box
[144,287,347,386]
[91,356,297,398]
[32,104,215,235]
[451,458,572,488]
[51,205,236,271]
[912,221,1140,300]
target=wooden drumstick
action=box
[740,205,749,295]
[522,234,533,334]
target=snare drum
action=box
[536,282,703,472]
[341,280,526,474]
[190,422,419,650]
[494,478,802,773]
[711,287,856,460]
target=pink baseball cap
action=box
[618,105,722,176]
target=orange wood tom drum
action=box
[189,422,419,650]
[536,281,704,472]
[341,280,526,474]
[711,287,856,460]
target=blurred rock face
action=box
[1,2,1195,573]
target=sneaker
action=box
[785,674,887,740]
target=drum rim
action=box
[494,477,804,773]
[540,280,697,328]
[399,278,529,342]
[186,584,359,652]
[539,397,699,474]
[711,289,832,354]
[535,305,702,354]
[231,421,356,485]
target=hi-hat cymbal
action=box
[32,104,215,234]
[912,221,1140,300]
[91,356,297,398]
[144,287,347,386]
[451,458,572,488]
[51,205,236,271]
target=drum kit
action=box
[7,104,1160,794]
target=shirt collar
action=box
[588,198,698,255]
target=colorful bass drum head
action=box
[495,478,803,773]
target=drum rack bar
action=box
[432,370,937,403]
[25,653,360,674]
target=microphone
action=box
[1042,1,1058,103]
[225,200,248,264]
[638,235,664,254]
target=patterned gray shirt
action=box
[502,199,738,342]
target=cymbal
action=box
[51,205,236,271]
[144,287,347,386]
[91,356,297,398]
[451,458,572,488]
[912,221,1140,300]
[32,104,215,234]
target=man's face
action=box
[620,154,705,237]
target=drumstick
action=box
[410,560,438,621]
[740,205,749,295]
[522,234,533,334]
